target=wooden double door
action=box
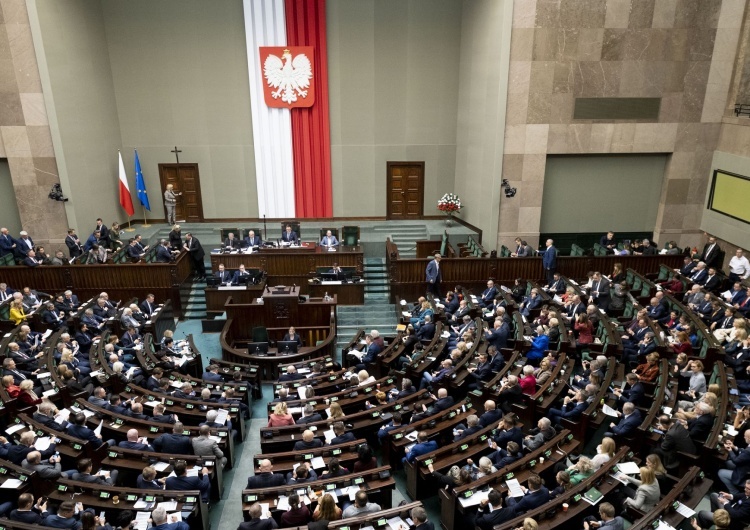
[158,163,204,223]
[387,162,424,219]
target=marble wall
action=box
[0,0,66,245]
[500,0,745,251]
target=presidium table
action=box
[208,243,365,307]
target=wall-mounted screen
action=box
[708,170,750,224]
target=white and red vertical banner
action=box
[243,0,332,219]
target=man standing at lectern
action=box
[425,253,442,299]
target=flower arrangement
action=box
[437,193,462,215]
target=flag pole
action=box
[142,205,150,227]
[124,215,135,232]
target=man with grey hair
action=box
[192,424,226,468]
[151,505,190,530]
[238,503,278,530]
[523,417,555,451]
[296,403,323,424]
[22,450,62,479]
[410,506,434,530]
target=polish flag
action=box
[118,150,135,216]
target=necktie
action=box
[14,370,26,380]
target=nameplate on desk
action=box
[320,281,342,285]
[218,286,247,290]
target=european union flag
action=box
[134,150,150,211]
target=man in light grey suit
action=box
[22,450,62,480]
[192,425,227,468]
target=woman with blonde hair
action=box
[533,358,553,385]
[592,437,616,470]
[623,466,660,511]
[16,379,42,406]
[328,401,344,420]
[357,370,376,386]
[671,330,693,356]
[267,401,295,427]
[312,493,342,521]
[466,456,496,480]
[9,299,26,325]
[568,456,595,485]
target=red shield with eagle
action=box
[259,46,315,108]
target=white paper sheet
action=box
[458,489,490,507]
[0,479,23,489]
[34,436,52,451]
[153,462,170,472]
[506,478,525,498]
[5,423,25,435]
[675,502,696,518]
[93,420,103,437]
[602,404,620,417]
[616,461,641,475]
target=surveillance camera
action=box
[48,183,68,202]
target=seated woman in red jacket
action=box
[2,374,20,398]
[519,365,537,395]
[16,379,43,406]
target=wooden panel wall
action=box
[0,253,193,316]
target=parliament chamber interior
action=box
[2,1,750,530]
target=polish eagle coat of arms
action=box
[260,46,315,108]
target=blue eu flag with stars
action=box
[134,150,150,211]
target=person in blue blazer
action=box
[548,389,588,426]
[607,402,642,438]
[320,230,339,247]
[425,254,442,298]
[202,364,224,382]
[282,225,299,244]
[542,239,557,285]
[403,431,437,464]
[506,473,550,513]
[526,327,549,364]
[479,280,499,308]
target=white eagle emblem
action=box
[263,49,313,105]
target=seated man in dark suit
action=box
[120,326,142,349]
[42,302,64,330]
[282,224,299,244]
[296,404,323,425]
[466,352,494,391]
[71,457,119,485]
[33,402,68,431]
[410,506,435,530]
[126,238,145,260]
[278,365,306,382]
[411,388,454,422]
[149,507,190,530]
[485,319,510,351]
[154,240,174,263]
[293,429,324,450]
[606,401,642,438]
[42,500,83,529]
[140,293,157,317]
[684,402,715,444]
[548,389,588,427]
[403,430,438,464]
[165,459,211,502]
[214,263,233,284]
[152,403,177,424]
[247,459,285,489]
[704,267,722,293]
[474,489,514,530]
[118,428,155,452]
[478,280,499,308]
[329,421,356,445]
[416,315,436,341]
[244,230,262,248]
[506,473,550,514]
[232,264,252,284]
[66,412,107,449]
[224,232,241,250]
[9,493,48,524]
[238,503,279,530]
[137,466,165,490]
[615,373,646,409]
[394,377,416,399]
[453,414,483,442]
[202,364,224,382]
[22,249,41,267]
[378,411,404,443]
[153,422,192,455]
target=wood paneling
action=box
[387,253,685,300]
[0,253,192,316]
[159,163,204,222]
